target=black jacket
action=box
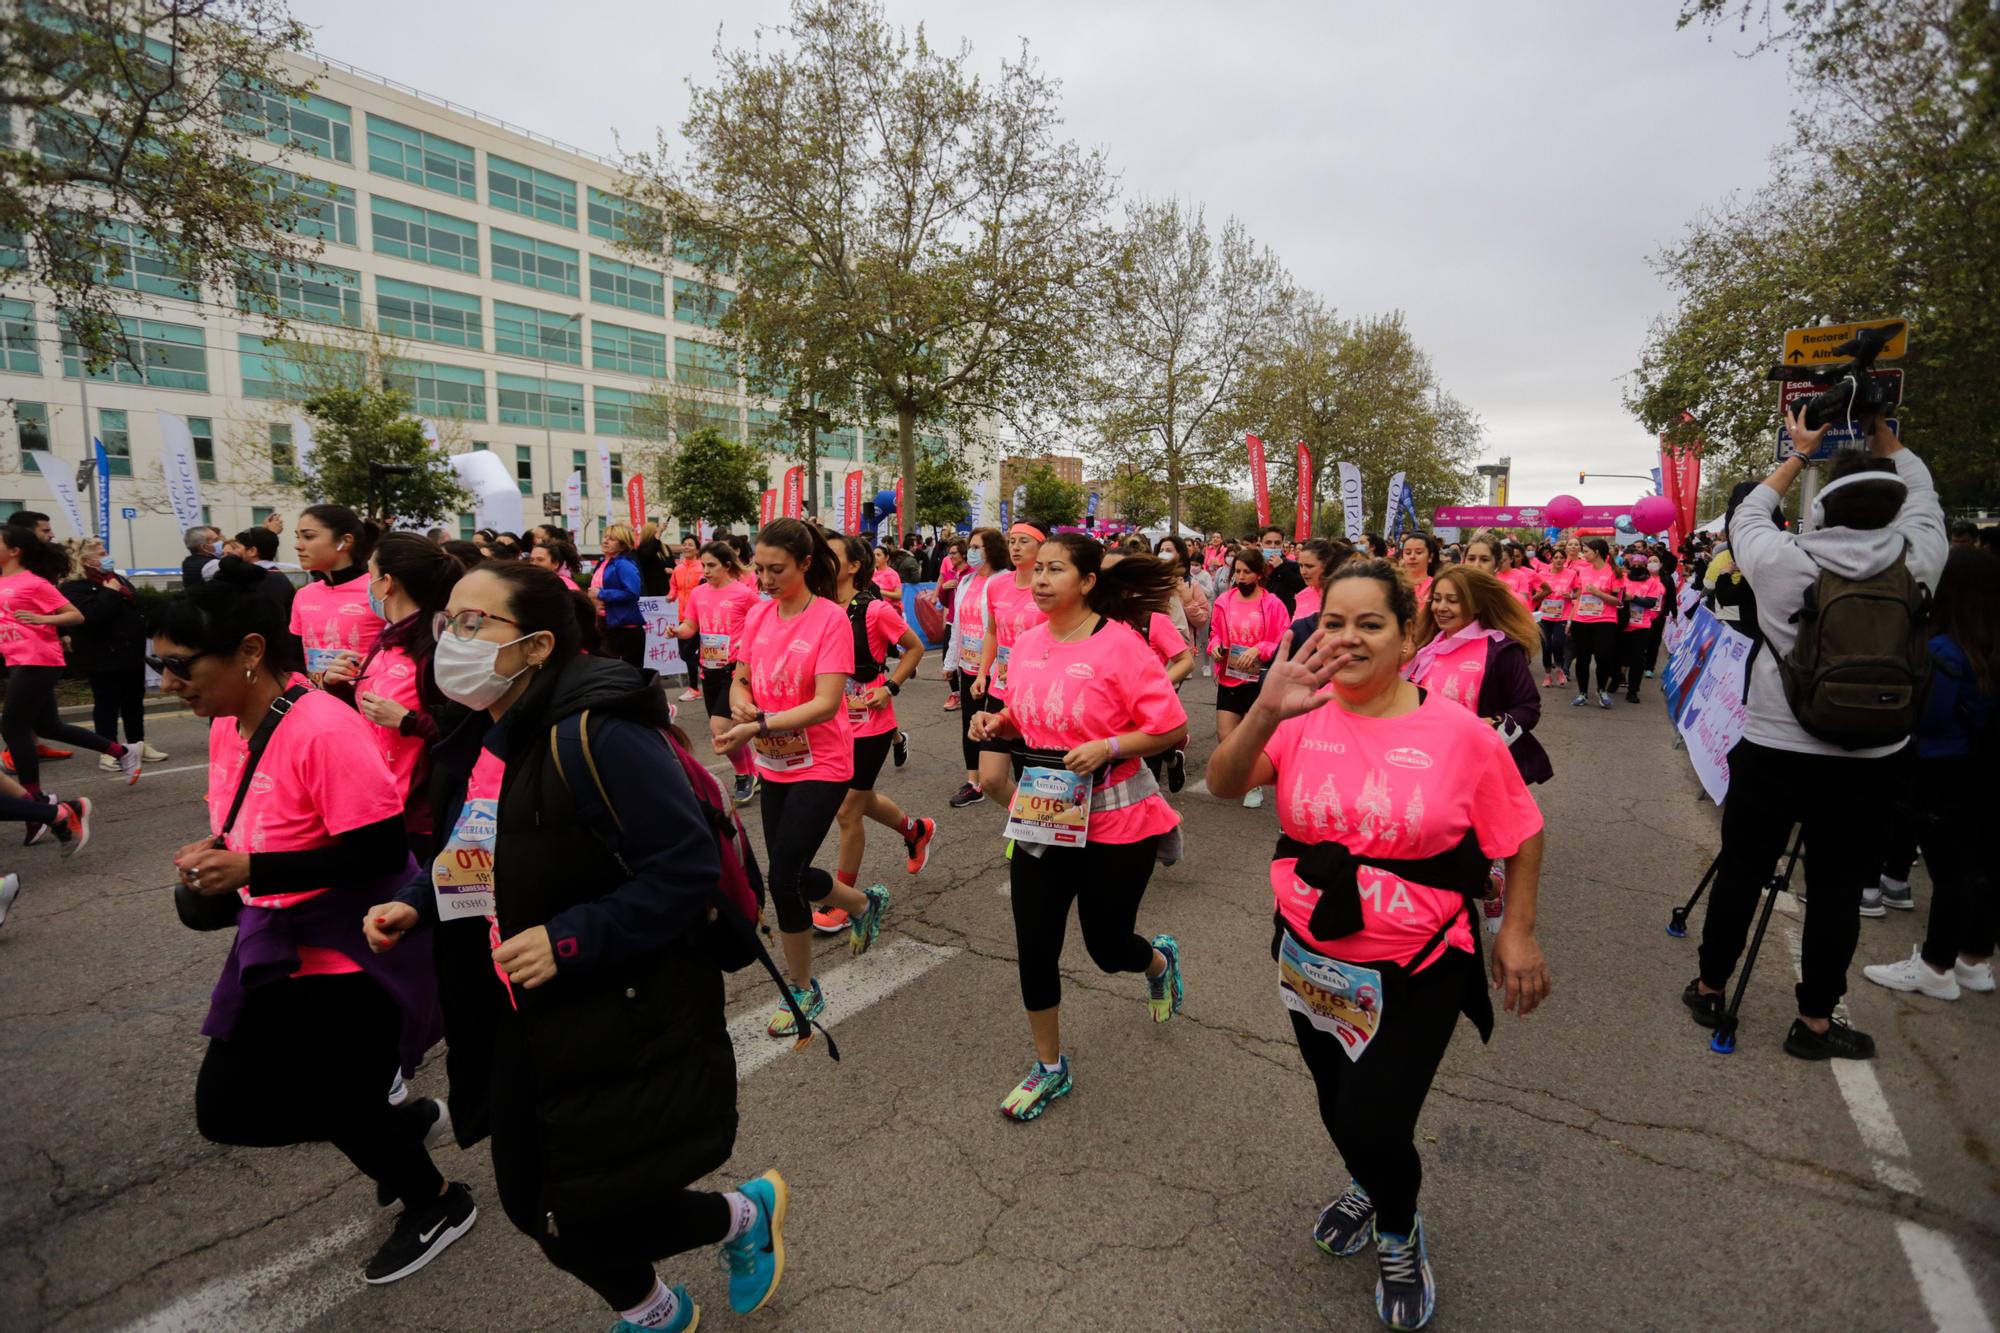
[1266,558,1304,615]
[59,574,146,673]
[180,552,210,589]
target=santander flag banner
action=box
[782,466,803,519]
[1246,434,1270,528]
[626,474,647,531]
[759,488,777,529]
[562,471,584,534]
[1661,443,1702,546]
[1337,461,1365,543]
[844,470,864,535]
[1293,440,1313,542]
[894,476,906,543]
[595,438,615,521]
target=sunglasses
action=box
[146,650,212,679]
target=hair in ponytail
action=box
[757,517,838,600]
[1046,533,1174,634]
[302,504,378,568]
[153,555,302,675]
[372,531,465,662]
[0,523,76,583]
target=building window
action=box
[823,469,834,511]
[15,402,49,454]
[593,387,648,438]
[587,187,658,246]
[497,373,583,432]
[592,321,667,378]
[1,299,37,374]
[384,360,485,421]
[227,83,352,162]
[671,221,734,274]
[674,338,735,390]
[489,156,577,229]
[268,422,297,483]
[239,334,311,401]
[370,197,479,274]
[568,449,592,496]
[62,318,207,392]
[458,510,475,541]
[258,166,356,247]
[516,445,533,496]
[818,425,856,460]
[94,219,198,302]
[188,416,216,480]
[366,115,476,198]
[492,229,579,296]
[609,452,624,487]
[492,302,581,364]
[588,254,665,316]
[252,506,274,527]
[673,277,731,328]
[376,278,482,348]
[99,409,131,476]
[237,255,362,326]
[0,226,25,269]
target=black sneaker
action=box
[949,782,985,809]
[1312,1180,1375,1257]
[1164,748,1186,794]
[1681,979,1725,1029]
[363,1181,476,1283]
[893,730,909,768]
[1783,1017,1876,1061]
[1625,691,1640,704]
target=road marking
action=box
[1896,1222,1997,1333]
[114,938,958,1333]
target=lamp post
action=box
[542,313,584,530]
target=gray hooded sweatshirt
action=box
[1729,447,1946,758]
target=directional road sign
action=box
[1782,318,1908,367]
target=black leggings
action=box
[195,973,444,1211]
[1910,759,1996,971]
[2,664,117,789]
[1010,835,1161,1012]
[1620,630,1650,696]
[1290,947,1470,1235]
[1566,623,1619,695]
[758,777,846,933]
[490,1021,729,1310]
[1538,621,1567,672]
[0,793,59,823]
[88,666,146,745]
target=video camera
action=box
[1773,322,1905,429]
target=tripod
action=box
[1665,825,1806,1054]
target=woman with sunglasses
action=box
[161,557,467,1286]
[972,521,1051,809]
[673,541,762,808]
[365,561,790,1332]
[291,505,384,692]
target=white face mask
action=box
[434,632,539,710]
[966,548,985,569]
[1647,560,1661,573]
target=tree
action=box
[1084,198,1290,534]
[660,427,762,531]
[645,0,1118,548]
[1100,462,1166,530]
[0,0,322,368]
[1183,483,1233,536]
[298,385,467,525]
[1020,463,1086,526]
[912,445,971,530]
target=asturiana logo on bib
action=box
[1030,772,1070,796]
[1384,747,1433,770]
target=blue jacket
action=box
[597,553,643,627]
[1919,633,1993,760]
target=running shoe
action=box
[98,754,120,773]
[387,1071,408,1106]
[999,1056,1072,1122]
[719,1169,788,1315]
[1556,669,1569,686]
[362,1182,477,1284]
[903,817,935,875]
[1859,886,1886,918]
[849,884,889,956]
[420,1096,455,1148]
[115,744,142,784]
[1242,788,1265,808]
[1877,876,1914,911]
[1863,947,1960,1000]
[24,794,53,847]
[733,773,758,808]
[610,1286,697,1333]
[893,730,909,768]
[1597,692,1613,710]
[949,782,985,809]
[1680,978,1724,1028]
[140,742,169,762]
[36,744,71,760]
[0,873,20,929]
[811,906,850,935]
[1646,669,1656,679]
[1312,1180,1376,1258]
[1164,748,1186,793]
[1147,933,1184,1023]
[1782,1016,1875,1061]
[1539,673,1553,689]
[1625,690,1640,704]
[679,687,701,702]
[1570,695,1586,707]
[766,980,825,1038]
[943,693,959,711]
[1374,1214,1436,1331]
[1956,958,1996,992]
[54,798,90,858]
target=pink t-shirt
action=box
[1003,619,1186,844]
[1263,690,1543,967]
[1412,574,1435,607]
[0,571,71,667]
[1212,587,1287,686]
[983,572,1045,700]
[1536,570,1572,622]
[1565,564,1621,624]
[953,570,993,672]
[687,579,760,673]
[1142,611,1188,667]
[1293,585,1322,623]
[353,640,431,835]
[1623,575,1665,631]
[1499,567,1539,608]
[289,576,383,675]
[845,596,909,739]
[872,568,902,596]
[733,595,855,783]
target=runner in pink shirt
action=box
[1104,548,1195,794]
[1617,553,1666,704]
[291,505,384,691]
[972,521,1049,807]
[870,546,903,596]
[943,528,1007,807]
[1533,550,1573,688]
[674,540,763,805]
[968,533,1189,1123]
[718,518,890,1038]
[1562,538,1625,708]
[1208,548,1289,807]
[1207,558,1550,1332]
[351,534,467,845]
[1398,532,1440,609]
[0,524,134,795]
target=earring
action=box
[245,668,255,681]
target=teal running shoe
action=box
[1147,933,1184,1023]
[1374,1213,1436,1331]
[719,1169,788,1315]
[849,883,889,957]
[1312,1180,1375,1257]
[999,1057,1072,1122]
[607,1284,698,1332]
[765,980,825,1039]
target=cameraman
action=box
[1685,406,1946,1060]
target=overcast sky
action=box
[298,0,1795,509]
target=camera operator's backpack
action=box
[1777,554,1932,750]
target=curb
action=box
[56,698,191,722]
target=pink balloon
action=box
[1632,495,1676,535]
[1542,495,1583,527]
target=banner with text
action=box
[1247,434,1270,528]
[154,411,207,533]
[1336,461,1365,543]
[639,597,685,675]
[845,470,864,535]
[1430,503,1636,527]
[1294,441,1313,542]
[25,451,88,538]
[1383,471,1406,538]
[94,440,110,540]
[1661,600,1751,803]
[894,476,905,543]
[782,467,803,519]
[760,488,777,529]
[626,475,647,532]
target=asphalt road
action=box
[2,669,1994,1332]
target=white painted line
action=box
[1831,1061,1913,1159]
[729,938,958,1080]
[1896,1222,1997,1333]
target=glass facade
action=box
[571,449,590,495]
[188,416,216,480]
[99,409,131,475]
[1,299,38,374]
[673,277,731,328]
[516,445,533,495]
[492,302,581,364]
[592,322,667,378]
[376,277,482,348]
[492,229,579,296]
[587,187,658,246]
[674,337,734,389]
[268,422,297,483]
[588,255,664,316]
[386,359,486,420]
[259,167,357,247]
[497,373,583,431]
[592,386,647,438]
[371,197,479,273]
[239,334,310,400]
[236,255,363,326]
[366,115,476,198]
[95,220,198,302]
[62,318,208,391]
[228,83,353,162]
[490,156,577,229]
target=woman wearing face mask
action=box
[1534,550,1571,689]
[1207,559,1550,1333]
[1209,548,1290,807]
[62,537,168,771]
[528,539,582,591]
[292,505,384,692]
[945,527,1007,807]
[673,541,762,808]
[364,561,790,1331]
[1616,553,1665,704]
[162,558,463,1286]
[716,519,890,1038]
[1398,533,1441,607]
[1562,539,1623,709]
[596,525,645,669]
[1641,547,1676,680]
[972,522,1050,809]
[967,536,1188,1122]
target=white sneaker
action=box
[1862,947,1959,1000]
[1242,788,1264,809]
[1859,886,1887,918]
[0,873,19,928]
[387,1071,409,1106]
[140,743,169,763]
[115,746,142,785]
[1955,958,1996,993]
[97,754,119,773]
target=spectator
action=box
[62,538,167,767]
[596,524,645,667]
[180,525,218,588]
[1949,518,1979,549]
[8,511,54,543]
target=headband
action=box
[1009,522,1047,541]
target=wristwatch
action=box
[755,711,769,736]
[885,680,901,696]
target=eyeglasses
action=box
[146,651,212,679]
[432,609,521,642]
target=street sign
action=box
[1782,318,1908,367]
[542,491,562,517]
[121,507,137,520]
[1777,370,1904,458]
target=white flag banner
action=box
[289,412,315,471]
[155,410,207,532]
[1383,470,1406,536]
[448,450,524,534]
[419,418,440,447]
[832,493,846,534]
[1337,461,1365,543]
[969,487,984,527]
[562,471,584,535]
[595,437,615,526]
[25,451,88,538]
[697,519,714,543]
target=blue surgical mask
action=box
[98,556,115,571]
[1262,547,1282,564]
[367,575,387,621]
[967,548,985,570]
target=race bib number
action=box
[1576,594,1604,618]
[699,632,731,671]
[752,726,814,773]
[1539,598,1565,618]
[1277,933,1383,1062]
[1005,765,1091,848]
[305,646,348,675]
[994,643,1011,690]
[958,629,984,673]
[845,677,874,724]
[432,797,497,921]
[1226,643,1262,679]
